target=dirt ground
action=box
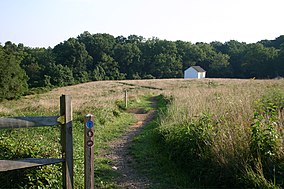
[106,99,157,189]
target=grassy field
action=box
[127,78,284,188]
[0,80,163,188]
[0,78,283,188]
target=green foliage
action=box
[21,47,55,88]
[95,53,125,80]
[130,96,197,188]
[241,43,278,78]
[195,42,231,77]
[0,44,28,100]
[91,65,105,81]
[2,33,284,100]
[0,127,62,188]
[160,113,214,162]
[0,165,61,189]
[247,89,284,188]
[113,43,141,78]
[250,109,279,159]
[257,88,284,112]
[0,96,137,188]
[53,38,93,74]
[46,63,75,86]
[241,165,279,189]
[158,113,222,186]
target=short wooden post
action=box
[84,114,94,189]
[60,95,74,189]
[125,90,128,108]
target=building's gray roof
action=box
[191,66,206,72]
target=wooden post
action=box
[60,95,74,189]
[125,90,128,108]
[84,114,94,189]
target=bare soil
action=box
[106,98,157,189]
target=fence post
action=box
[84,114,94,189]
[60,95,74,189]
[125,90,128,108]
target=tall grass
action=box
[1,78,283,188]
[157,79,284,188]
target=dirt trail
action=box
[106,98,157,189]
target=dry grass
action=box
[1,78,283,118]
[0,80,156,116]
[0,78,283,188]
[154,78,284,187]
[1,79,283,158]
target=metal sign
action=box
[86,120,94,129]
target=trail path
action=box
[106,98,157,189]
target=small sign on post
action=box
[84,114,94,189]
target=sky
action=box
[0,0,283,48]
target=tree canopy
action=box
[0,32,283,100]
[0,42,28,100]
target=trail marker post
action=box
[84,114,94,189]
[125,90,128,108]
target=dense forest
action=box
[0,32,284,100]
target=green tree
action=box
[208,52,230,77]
[139,37,158,78]
[241,43,278,78]
[53,38,92,82]
[259,35,284,49]
[114,43,141,79]
[275,44,284,77]
[95,53,125,80]
[144,39,182,78]
[78,32,118,80]
[152,53,182,78]
[126,35,145,44]
[194,43,231,77]
[176,40,205,71]
[45,63,74,87]
[222,40,247,78]
[0,43,28,100]
[21,47,56,87]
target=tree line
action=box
[0,31,284,100]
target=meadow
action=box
[0,78,283,188]
[157,79,284,188]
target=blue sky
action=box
[1,0,283,47]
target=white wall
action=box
[184,67,206,79]
[198,72,206,79]
[184,67,198,78]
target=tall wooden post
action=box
[125,90,128,108]
[60,95,74,189]
[84,114,94,189]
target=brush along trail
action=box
[106,97,157,189]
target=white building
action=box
[184,66,206,79]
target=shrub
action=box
[246,88,284,188]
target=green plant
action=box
[0,127,62,188]
[130,94,198,188]
[246,88,284,188]
[250,111,279,159]
[250,89,283,159]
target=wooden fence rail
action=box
[0,94,73,189]
[0,116,60,129]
